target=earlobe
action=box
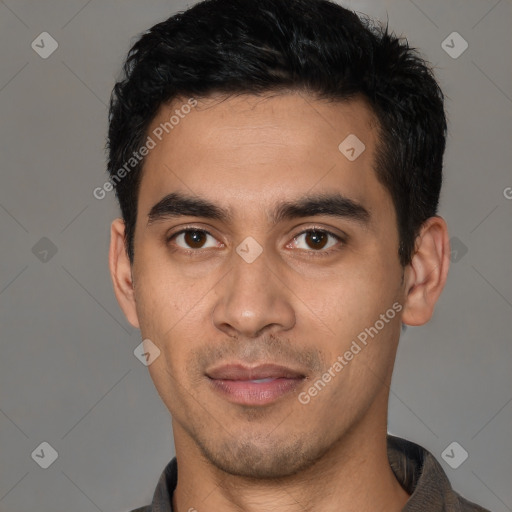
[108,218,140,329]
[401,216,450,326]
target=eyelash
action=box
[166,226,345,257]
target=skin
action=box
[109,91,450,512]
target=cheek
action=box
[315,263,401,348]
[140,310,204,414]
[133,277,172,337]
[133,258,207,358]
[133,252,191,330]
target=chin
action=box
[197,436,327,480]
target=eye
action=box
[288,229,342,252]
[170,229,222,250]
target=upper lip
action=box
[206,363,305,380]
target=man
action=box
[106,0,491,510]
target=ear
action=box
[401,216,450,326]
[109,218,140,329]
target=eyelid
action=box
[292,226,345,240]
[166,221,217,236]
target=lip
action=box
[206,363,305,381]
[206,363,305,406]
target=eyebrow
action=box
[147,191,371,227]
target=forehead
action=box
[138,92,387,220]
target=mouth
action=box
[206,363,306,406]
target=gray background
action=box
[0,0,510,511]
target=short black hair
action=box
[106,0,447,266]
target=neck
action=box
[171,400,409,512]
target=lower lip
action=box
[207,377,303,405]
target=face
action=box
[121,92,410,478]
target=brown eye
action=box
[290,229,341,252]
[184,230,207,248]
[304,230,329,250]
[171,229,220,250]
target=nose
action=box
[212,250,296,339]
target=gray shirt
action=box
[130,435,491,511]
